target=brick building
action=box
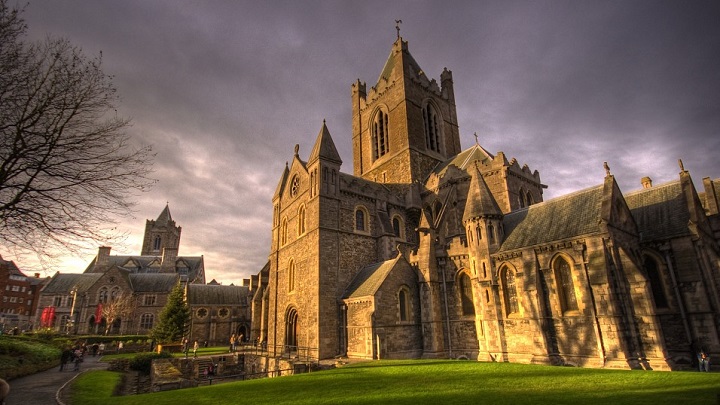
[251,36,720,370]
[0,256,46,332]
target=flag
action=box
[95,304,103,324]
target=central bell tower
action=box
[351,38,461,184]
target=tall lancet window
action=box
[153,235,162,251]
[423,102,441,153]
[554,256,578,313]
[372,109,389,160]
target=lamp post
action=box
[67,287,78,335]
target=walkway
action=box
[5,354,108,405]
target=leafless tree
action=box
[101,293,136,335]
[0,1,155,267]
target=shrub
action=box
[128,352,172,375]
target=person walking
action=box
[193,340,199,358]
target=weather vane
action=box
[395,20,402,39]
[474,132,479,145]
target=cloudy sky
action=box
[10,0,720,285]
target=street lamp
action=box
[67,287,78,335]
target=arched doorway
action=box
[237,325,248,343]
[285,308,299,351]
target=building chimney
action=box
[161,247,178,270]
[641,176,653,189]
[96,246,112,269]
[34,273,40,278]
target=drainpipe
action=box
[439,257,452,358]
[666,250,693,346]
[579,244,606,366]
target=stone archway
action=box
[285,307,299,350]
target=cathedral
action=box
[250,36,720,370]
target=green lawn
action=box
[71,360,720,405]
[100,346,232,361]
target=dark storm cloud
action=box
[14,0,720,284]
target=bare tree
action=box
[0,1,155,266]
[101,293,136,335]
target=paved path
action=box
[5,354,108,405]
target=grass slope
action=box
[72,360,720,405]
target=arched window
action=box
[140,313,154,330]
[288,259,295,292]
[502,267,519,316]
[110,288,121,302]
[281,218,288,245]
[153,235,161,251]
[488,224,495,243]
[355,207,367,232]
[371,109,390,160]
[423,102,441,153]
[519,188,527,208]
[526,191,534,206]
[644,255,668,308]
[297,205,306,235]
[554,256,578,313]
[459,272,475,316]
[392,216,403,238]
[398,288,410,322]
[98,288,108,304]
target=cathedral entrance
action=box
[285,308,299,351]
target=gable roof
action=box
[343,255,404,300]
[501,185,605,251]
[625,180,691,241]
[431,143,494,178]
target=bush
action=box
[0,335,61,380]
[128,352,172,375]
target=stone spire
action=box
[308,120,342,165]
[463,164,503,223]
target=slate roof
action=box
[155,204,173,225]
[343,256,402,300]
[187,284,250,305]
[85,255,203,277]
[41,273,103,294]
[625,180,691,242]
[377,40,429,85]
[500,185,605,251]
[129,274,178,292]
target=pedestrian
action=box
[98,342,105,355]
[193,340,199,358]
[700,351,711,372]
[117,341,124,353]
[72,348,83,371]
[182,337,189,358]
[229,333,236,352]
[91,343,99,356]
[59,347,72,371]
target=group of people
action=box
[182,337,200,358]
[59,341,109,372]
[229,333,244,352]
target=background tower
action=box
[140,204,182,256]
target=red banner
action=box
[40,307,50,327]
[95,304,102,324]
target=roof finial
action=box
[474,132,479,145]
[395,19,402,39]
[603,161,611,177]
[294,144,300,156]
[678,158,685,172]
